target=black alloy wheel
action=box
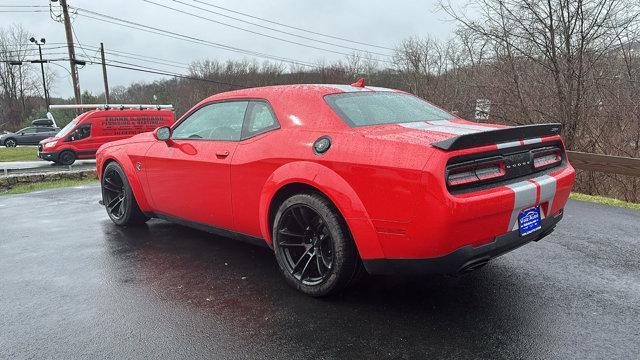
[277,204,334,285]
[101,162,148,225]
[273,193,362,297]
[103,167,126,221]
[4,138,16,147]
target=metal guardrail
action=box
[567,151,640,177]
[1,163,95,176]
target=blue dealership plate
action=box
[518,206,541,237]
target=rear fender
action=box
[259,161,384,259]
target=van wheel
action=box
[59,151,76,165]
[272,193,362,297]
[4,138,16,147]
[101,162,149,225]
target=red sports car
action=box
[96,81,576,296]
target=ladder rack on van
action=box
[49,104,173,110]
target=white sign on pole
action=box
[475,99,491,121]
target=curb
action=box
[0,169,98,191]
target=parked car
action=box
[96,81,576,297]
[38,106,174,165]
[0,126,60,148]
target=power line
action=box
[72,43,191,68]
[70,20,97,62]
[0,10,48,13]
[82,59,246,88]
[104,62,245,88]
[140,0,362,59]
[148,0,392,57]
[70,7,318,68]
[0,4,48,7]
[93,47,189,66]
[188,0,394,51]
[3,56,247,88]
[36,42,191,67]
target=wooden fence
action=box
[567,151,640,177]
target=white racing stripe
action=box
[505,181,538,231]
[315,84,396,93]
[497,141,521,149]
[536,175,556,214]
[505,175,558,232]
[400,120,499,136]
[497,137,543,149]
[435,120,498,132]
[523,138,543,145]
[400,122,478,135]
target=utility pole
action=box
[59,0,81,105]
[29,37,50,108]
[100,43,110,103]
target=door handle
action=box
[216,150,230,158]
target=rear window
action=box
[324,92,455,127]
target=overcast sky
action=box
[4,0,460,98]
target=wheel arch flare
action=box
[259,161,385,259]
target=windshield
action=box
[324,92,455,127]
[55,119,79,138]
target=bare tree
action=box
[439,0,640,149]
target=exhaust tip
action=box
[460,258,490,273]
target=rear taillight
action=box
[447,158,505,187]
[532,147,562,169]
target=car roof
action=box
[185,84,401,131]
[204,83,398,102]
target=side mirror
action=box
[153,126,172,142]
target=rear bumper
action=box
[363,209,563,275]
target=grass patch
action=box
[0,178,98,196]
[570,192,640,211]
[0,147,40,162]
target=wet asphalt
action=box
[0,185,638,360]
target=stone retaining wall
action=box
[0,170,98,191]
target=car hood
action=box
[351,120,505,147]
[39,136,59,144]
[0,132,14,139]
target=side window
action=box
[242,101,279,139]
[68,124,91,141]
[36,127,53,133]
[21,127,37,134]
[172,101,248,141]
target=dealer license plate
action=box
[518,206,541,237]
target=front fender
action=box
[258,161,385,259]
[97,146,152,212]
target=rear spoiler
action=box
[431,123,563,151]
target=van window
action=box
[68,124,91,141]
[56,119,79,138]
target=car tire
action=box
[272,193,362,297]
[101,162,149,226]
[58,151,76,165]
[4,138,16,147]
